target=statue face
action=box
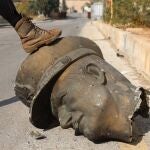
[57,77,132,142]
[61,83,116,141]
[52,56,144,142]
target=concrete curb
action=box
[94,21,150,79]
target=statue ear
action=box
[58,105,72,129]
[85,63,106,84]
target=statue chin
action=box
[15,36,149,143]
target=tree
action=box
[61,0,68,12]
[16,0,38,16]
[36,0,59,16]
[103,0,150,27]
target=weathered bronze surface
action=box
[15,36,149,143]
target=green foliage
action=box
[135,0,150,26]
[36,0,59,16]
[103,0,150,27]
[61,0,68,12]
[16,1,38,16]
[28,0,38,15]
[16,0,60,17]
[113,0,134,24]
[103,1,111,23]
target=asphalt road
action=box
[0,13,150,150]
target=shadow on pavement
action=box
[66,16,79,20]
[134,115,150,138]
[0,96,19,107]
[0,25,11,29]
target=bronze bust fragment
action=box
[15,36,149,143]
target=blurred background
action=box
[0,0,149,28]
[6,1,150,26]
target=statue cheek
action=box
[58,105,72,129]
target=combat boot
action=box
[15,17,61,53]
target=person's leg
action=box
[0,0,61,53]
[0,0,22,27]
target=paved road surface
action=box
[0,13,150,150]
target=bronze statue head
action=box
[15,37,149,143]
[51,55,148,142]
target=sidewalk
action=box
[94,21,150,80]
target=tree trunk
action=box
[110,0,113,24]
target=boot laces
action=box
[34,26,47,37]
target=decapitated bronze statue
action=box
[15,36,149,143]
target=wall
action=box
[95,22,150,79]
